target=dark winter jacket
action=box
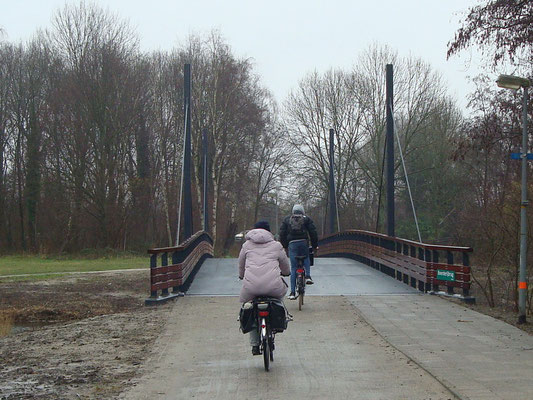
[279,214,318,249]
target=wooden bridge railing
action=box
[145,231,214,305]
[317,230,474,303]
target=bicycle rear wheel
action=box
[269,337,274,361]
[263,337,270,371]
[297,275,305,310]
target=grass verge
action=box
[0,273,70,283]
[0,254,148,277]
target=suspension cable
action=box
[332,133,341,232]
[176,102,189,246]
[389,100,423,243]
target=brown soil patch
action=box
[0,270,173,399]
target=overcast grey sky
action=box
[2,0,485,112]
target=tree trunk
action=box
[0,133,5,248]
[15,126,26,251]
[25,106,41,251]
[162,184,173,247]
[211,170,219,249]
[193,149,205,232]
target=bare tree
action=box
[0,43,15,249]
[284,69,365,214]
[0,10,276,255]
[284,45,463,236]
[251,119,291,222]
[147,51,183,246]
[447,0,533,67]
[183,32,270,250]
[46,1,140,248]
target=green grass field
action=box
[0,254,148,277]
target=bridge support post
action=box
[431,250,439,292]
[172,251,180,293]
[446,251,455,295]
[177,63,193,245]
[386,64,395,237]
[462,252,470,298]
[328,128,337,234]
[150,254,158,298]
[161,252,169,297]
[423,249,432,292]
[202,128,209,233]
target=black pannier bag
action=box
[268,298,288,332]
[239,304,257,334]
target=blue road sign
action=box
[510,153,533,160]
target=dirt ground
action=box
[0,269,531,399]
[462,301,533,335]
[460,273,533,336]
[0,270,173,399]
[445,290,533,336]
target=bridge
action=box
[120,64,533,399]
[116,231,533,400]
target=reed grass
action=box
[0,311,14,337]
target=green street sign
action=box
[437,270,455,282]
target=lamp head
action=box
[497,74,531,90]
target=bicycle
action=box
[256,298,274,370]
[295,255,306,310]
[247,296,288,371]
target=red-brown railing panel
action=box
[317,230,474,301]
[146,231,214,305]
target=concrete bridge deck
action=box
[122,258,533,400]
[186,257,418,296]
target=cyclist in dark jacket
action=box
[279,204,318,299]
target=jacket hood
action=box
[245,228,274,244]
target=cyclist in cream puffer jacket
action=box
[238,220,290,303]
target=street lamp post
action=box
[497,74,531,324]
